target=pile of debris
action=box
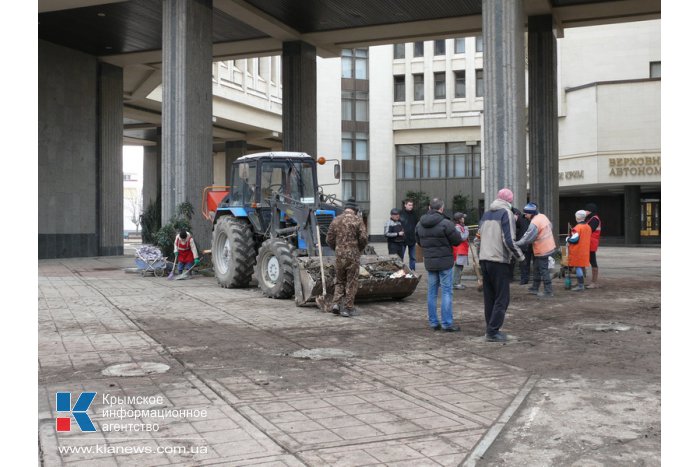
[294,255,421,307]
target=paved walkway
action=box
[38,245,660,466]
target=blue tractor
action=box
[208,151,419,305]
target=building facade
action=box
[313,20,660,243]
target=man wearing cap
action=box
[516,202,558,298]
[416,198,463,332]
[399,199,419,271]
[477,188,524,342]
[584,202,602,288]
[566,210,592,291]
[326,198,368,317]
[384,208,405,256]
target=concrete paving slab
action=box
[38,245,659,465]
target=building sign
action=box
[559,170,584,181]
[609,156,660,177]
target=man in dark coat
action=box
[511,207,533,284]
[416,198,463,332]
[326,199,368,317]
[399,199,418,271]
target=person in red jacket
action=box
[566,210,592,291]
[584,202,602,288]
[452,212,469,290]
[174,229,200,277]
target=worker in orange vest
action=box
[566,210,592,291]
[515,203,557,298]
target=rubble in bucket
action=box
[293,255,421,307]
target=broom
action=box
[167,256,178,280]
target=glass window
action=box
[356,56,368,79]
[394,43,405,59]
[394,75,405,102]
[434,39,445,56]
[342,173,353,201]
[650,61,661,78]
[341,49,353,78]
[475,69,484,98]
[472,144,481,177]
[454,38,465,54]
[342,132,353,160]
[475,35,483,53]
[231,163,257,205]
[454,70,466,98]
[355,92,368,121]
[355,173,369,201]
[414,42,424,58]
[355,48,368,79]
[342,91,353,120]
[404,157,416,179]
[453,155,466,177]
[434,72,446,100]
[355,132,368,160]
[413,74,424,101]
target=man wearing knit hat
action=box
[516,202,558,298]
[477,188,524,342]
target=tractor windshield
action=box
[260,160,316,204]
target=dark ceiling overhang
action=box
[39,0,661,67]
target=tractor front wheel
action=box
[212,216,256,288]
[255,238,296,299]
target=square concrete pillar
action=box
[282,41,317,155]
[624,185,641,244]
[162,0,213,249]
[482,0,527,208]
[528,15,560,231]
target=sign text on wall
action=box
[609,156,660,177]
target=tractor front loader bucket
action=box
[293,255,421,307]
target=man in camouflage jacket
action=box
[326,200,368,317]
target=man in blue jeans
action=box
[416,198,463,332]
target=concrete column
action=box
[224,140,247,185]
[282,41,317,154]
[624,185,641,244]
[143,142,161,209]
[528,15,560,231]
[98,62,124,256]
[482,0,527,207]
[162,0,213,249]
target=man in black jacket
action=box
[416,198,463,332]
[511,207,533,284]
[399,199,418,271]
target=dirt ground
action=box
[442,247,661,465]
[39,245,660,465]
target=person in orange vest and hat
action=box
[516,202,557,298]
[566,210,592,291]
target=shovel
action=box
[175,263,196,280]
[313,225,332,312]
[167,257,179,280]
[468,240,484,292]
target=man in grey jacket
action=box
[477,188,524,342]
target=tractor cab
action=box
[229,153,318,208]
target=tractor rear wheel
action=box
[212,216,256,288]
[255,238,295,299]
